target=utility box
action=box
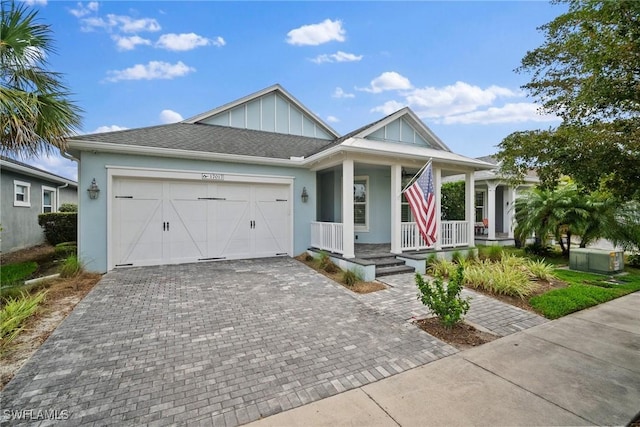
[569,248,624,274]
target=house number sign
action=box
[202,173,224,181]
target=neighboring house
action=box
[444,155,539,246]
[65,85,493,274]
[0,156,78,253]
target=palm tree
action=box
[1,0,82,158]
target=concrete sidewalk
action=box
[247,292,640,427]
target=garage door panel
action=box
[111,177,291,268]
[215,200,250,258]
[114,199,163,266]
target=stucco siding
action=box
[78,151,316,273]
[1,170,78,252]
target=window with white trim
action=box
[42,186,56,213]
[354,176,368,230]
[14,180,31,207]
[475,191,485,222]
[401,175,414,222]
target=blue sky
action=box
[21,0,565,180]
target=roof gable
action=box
[354,108,451,152]
[184,84,338,141]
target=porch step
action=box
[376,264,416,277]
[363,255,415,277]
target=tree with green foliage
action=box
[441,181,465,220]
[497,0,640,201]
[1,0,82,158]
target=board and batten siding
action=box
[200,92,333,140]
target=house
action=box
[0,156,78,253]
[64,85,494,276]
[443,155,539,246]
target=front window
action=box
[475,191,485,222]
[14,180,31,207]
[42,187,56,213]
[401,175,413,222]
[354,176,368,230]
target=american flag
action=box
[404,162,437,245]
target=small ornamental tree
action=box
[416,265,470,328]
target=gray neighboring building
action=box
[1,157,77,253]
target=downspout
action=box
[55,182,69,211]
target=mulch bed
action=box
[415,317,499,350]
[294,254,386,294]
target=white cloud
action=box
[332,87,355,99]
[113,35,151,51]
[311,51,362,64]
[69,1,98,18]
[286,19,345,46]
[92,125,128,133]
[441,103,560,125]
[358,71,412,93]
[159,109,183,124]
[81,14,160,33]
[23,0,48,6]
[156,33,218,51]
[105,61,195,82]
[326,115,339,123]
[370,100,407,115]
[27,154,78,181]
[213,36,226,47]
[405,81,519,118]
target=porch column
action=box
[434,165,442,250]
[487,182,497,240]
[390,164,402,254]
[465,171,475,248]
[342,158,355,259]
[504,186,514,239]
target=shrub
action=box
[59,255,83,278]
[487,245,503,262]
[54,241,77,258]
[451,250,463,264]
[416,265,470,327]
[627,253,640,268]
[427,258,456,278]
[58,203,78,212]
[524,241,553,257]
[317,251,337,273]
[0,261,37,286]
[341,269,362,287]
[464,257,539,299]
[526,259,556,281]
[1,291,47,349]
[426,253,438,268]
[38,212,77,245]
[465,250,478,263]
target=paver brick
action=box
[0,258,545,427]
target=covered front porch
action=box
[308,156,485,278]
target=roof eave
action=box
[67,140,308,168]
[0,159,77,186]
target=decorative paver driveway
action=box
[2,258,457,426]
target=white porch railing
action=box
[401,221,469,251]
[310,220,469,254]
[310,221,344,254]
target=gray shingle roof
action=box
[70,123,336,159]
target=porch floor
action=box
[355,243,393,258]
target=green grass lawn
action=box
[529,269,640,319]
[0,261,37,286]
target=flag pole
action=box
[400,158,432,195]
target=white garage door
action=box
[111,177,291,268]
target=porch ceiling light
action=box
[87,178,100,200]
[301,186,309,203]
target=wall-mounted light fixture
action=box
[301,186,309,203]
[87,178,100,200]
